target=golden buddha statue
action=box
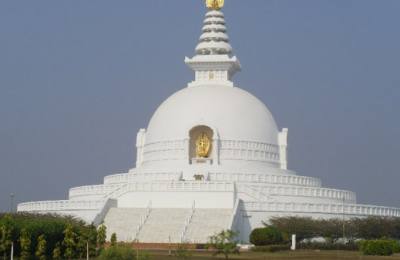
[196,132,211,158]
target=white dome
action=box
[146,85,279,145]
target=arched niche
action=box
[189,125,214,163]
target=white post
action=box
[86,241,89,260]
[168,236,171,256]
[10,242,14,260]
[291,234,296,251]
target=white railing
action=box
[140,139,282,165]
[236,184,356,203]
[180,201,196,242]
[243,201,400,217]
[92,199,117,226]
[17,199,107,212]
[106,181,234,199]
[69,184,123,199]
[104,183,128,199]
[238,184,275,202]
[134,201,152,241]
[103,172,183,184]
[209,172,321,187]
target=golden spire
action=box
[206,0,224,10]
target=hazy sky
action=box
[1,0,399,212]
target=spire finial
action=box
[206,0,224,10]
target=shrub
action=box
[251,244,289,252]
[207,230,239,260]
[110,233,117,247]
[359,240,400,256]
[298,241,359,251]
[174,243,192,260]
[249,226,283,246]
[98,245,135,260]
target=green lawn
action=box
[143,250,400,260]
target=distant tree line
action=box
[249,216,400,255]
[268,216,400,241]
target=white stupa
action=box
[18,2,400,243]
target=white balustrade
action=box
[237,184,356,203]
[209,172,321,187]
[17,199,107,212]
[69,184,123,199]
[140,139,282,165]
[243,201,400,217]
[106,181,234,199]
[104,172,183,184]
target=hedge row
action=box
[269,216,400,241]
[359,240,400,256]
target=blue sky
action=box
[0,0,399,211]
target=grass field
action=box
[144,250,400,260]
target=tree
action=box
[250,226,283,246]
[97,225,107,253]
[52,242,62,260]
[0,215,14,260]
[76,234,88,259]
[110,233,117,247]
[19,228,31,260]
[207,230,239,260]
[87,225,98,257]
[0,225,12,260]
[35,234,47,260]
[269,217,320,241]
[63,224,77,260]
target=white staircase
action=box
[103,208,146,241]
[137,208,189,243]
[184,209,232,243]
[103,207,233,244]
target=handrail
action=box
[180,201,196,243]
[92,199,117,226]
[238,184,276,202]
[134,201,152,241]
